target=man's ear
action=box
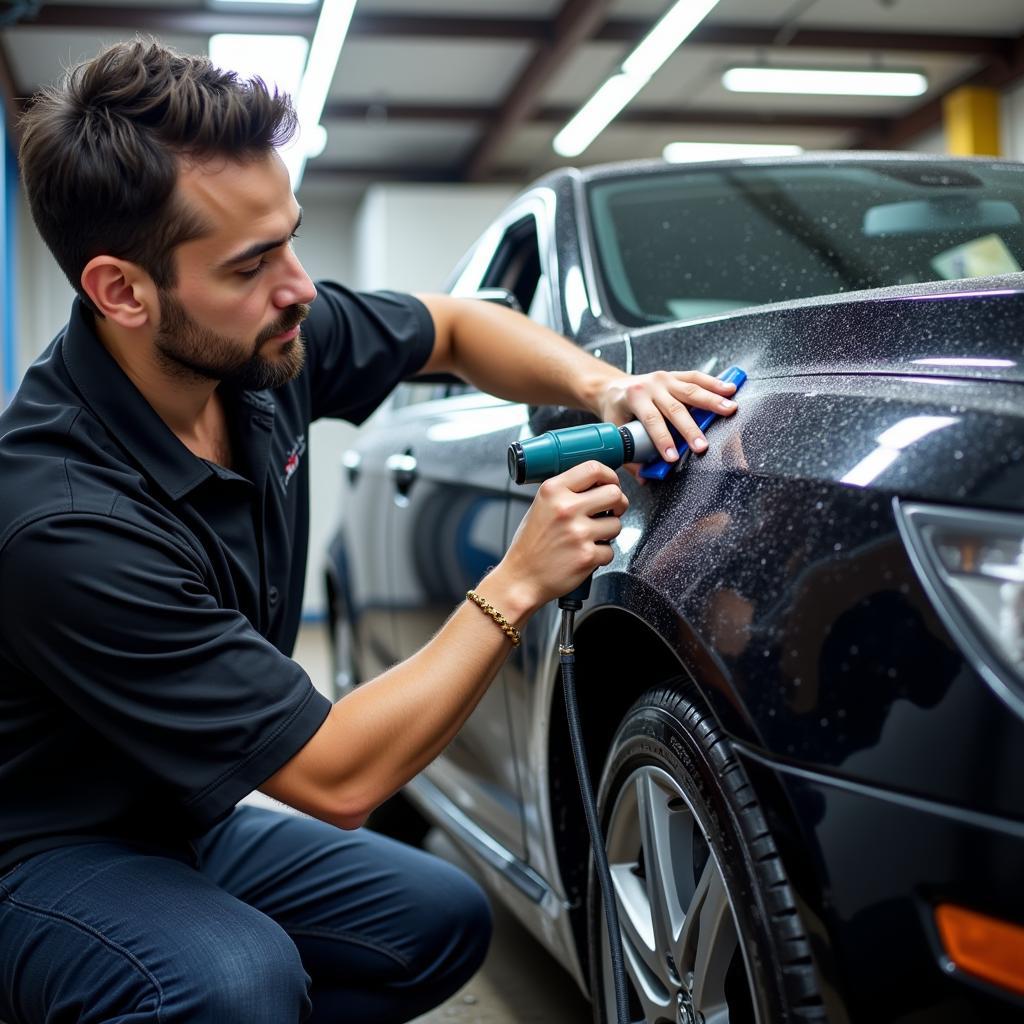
[80,257,158,329]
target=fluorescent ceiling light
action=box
[553,0,721,158]
[209,33,309,101]
[663,142,803,162]
[282,0,358,190]
[722,67,928,97]
[553,73,644,158]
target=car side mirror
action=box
[469,288,523,313]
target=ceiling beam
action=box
[855,31,1024,149]
[322,100,875,133]
[599,22,1012,56]
[302,162,525,185]
[23,4,317,35]
[349,13,548,41]
[461,0,614,183]
[20,7,1011,58]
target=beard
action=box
[154,291,310,390]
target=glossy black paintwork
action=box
[327,155,1024,1022]
[628,281,1024,385]
[739,751,1024,1024]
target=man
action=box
[0,39,738,1024]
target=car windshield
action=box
[587,161,1024,326]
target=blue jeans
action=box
[0,806,492,1023]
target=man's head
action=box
[19,38,317,389]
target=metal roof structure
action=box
[2,0,1024,194]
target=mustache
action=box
[257,303,311,345]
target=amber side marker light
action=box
[936,904,1024,996]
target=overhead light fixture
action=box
[282,0,358,190]
[722,67,928,97]
[209,33,309,102]
[663,142,804,162]
[553,0,722,158]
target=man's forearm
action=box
[260,564,536,829]
[418,294,626,415]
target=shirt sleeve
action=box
[0,511,332,829]
[302,280,436,424]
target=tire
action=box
[327,580,360,704]
[365,791,431,848]
[588,684,825,1024]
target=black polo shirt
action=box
[0,282,434,871]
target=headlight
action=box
[897,503,1024,701]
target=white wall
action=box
[905,127,946,155]
[352,184,515,292]
[1001,80,1024,160]
[15,189,75,367]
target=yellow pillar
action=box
[943,86,1001,156]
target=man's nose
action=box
[274,249,317,308]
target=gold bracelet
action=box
[466,589,522,647]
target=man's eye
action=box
[239,259,268,279]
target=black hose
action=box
[560,629,630,1024]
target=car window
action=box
[588,161,1024,326]
[483,214,549,316]
[445,213,554,396]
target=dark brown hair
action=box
[18,38,298,311]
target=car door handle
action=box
[385,452,418,493]
[341,449,361,484]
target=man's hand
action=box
[596,370,739,463]
[488,460,628,615]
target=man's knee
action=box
[408,865,492,988]
[162,912,311,1024]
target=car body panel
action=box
[326,155,1024,1019]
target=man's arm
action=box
[262,292,743,828]
[415,293,738,463]
[260,460,627,828]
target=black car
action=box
[325,154,1024,1023]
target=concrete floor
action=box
[287,623,593,1024]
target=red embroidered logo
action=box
[282,434,306,489]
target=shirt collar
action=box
[60,297,271,501]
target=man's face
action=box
[154,287,308,390]
[155,151,318,389]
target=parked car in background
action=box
[326,154,1024,1023]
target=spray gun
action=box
[505,364,746,1024]
[507,364,747,606]
[510,364,747,485]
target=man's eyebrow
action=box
[217,210,303,270]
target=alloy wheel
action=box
[599,765,760,1024]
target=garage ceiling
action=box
[2,0,1024,196]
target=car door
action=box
[387,199,556,859]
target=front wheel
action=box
[588,685,825,1024]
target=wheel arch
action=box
[546,601,688,983]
